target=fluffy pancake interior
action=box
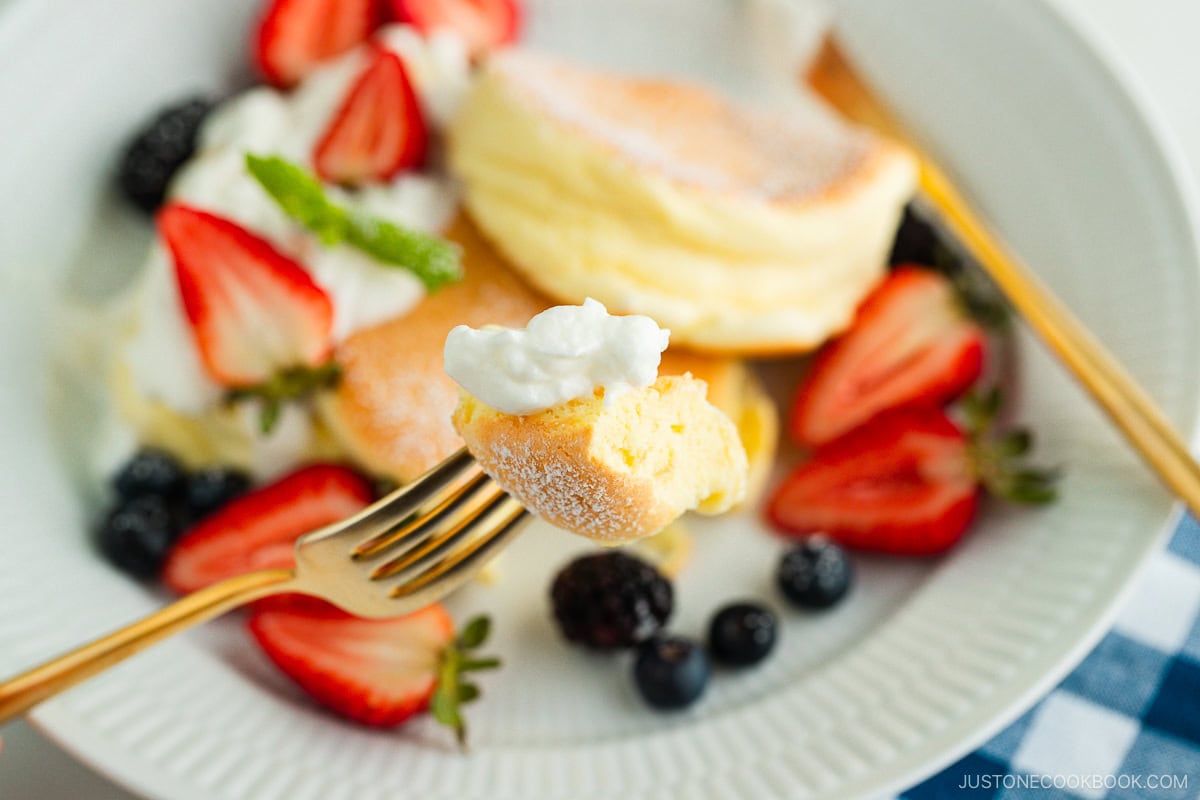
[453,374,748,542]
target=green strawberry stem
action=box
[430,614,502,750]
[227,361,342,434]
[960,387,1060,504]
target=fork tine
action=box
[370,482,510,581]
[350,449,483,558]
[353,470,492,562]
[390,498,529,603]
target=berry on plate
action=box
[790,266,985,447]
[113,448,187,503]
[162,464,372,594]
[768,398,1057,556]
[707,602,777,667]
[771,408,978,555]
[96,494,185,580]
[777,537,852,609]
[185,466,252,521]
[550,551,672,649]
[632,636,709,711]
[252,0,383,88]
[388,0,520,57]
[249,601,500,741]
[117,97,214,213]
[313,46,427,185]
[157,203,335,390]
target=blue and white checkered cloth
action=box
[899,514,1200,799]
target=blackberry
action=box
[708,601,777,667]
[777,536,852,610]
[888,205,949,268]
[118,97,214,212]
[96,494,184,579]
[113,448,187,503]
[186,466,251,521]
[550,552,672,649]
[633,636,709,710]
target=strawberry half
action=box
[253,0,383,88]
[313,46,427,185]
[158,203,334,388]
[388,0,520,57]
[163,464,373,594]
[249,602,500,737]
[790,266,985,447]
[769,408,979,556]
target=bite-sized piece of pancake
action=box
[449,51,917,354]
[452,375,748,544]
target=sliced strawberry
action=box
[162,464,372,594]
[157,203,334,387]
[249,600,453,727]
[790,266,985,447]
[388,0,520,57]
[313,47,427,185]
[250,603,501,734]
[253,0,383,88]
[768,408,978,556]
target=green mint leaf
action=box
[245,154,348,245]
[456,616,491,650]
[343,210,462,291]
[244,153,462,290]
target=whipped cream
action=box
[124,25,471,417]
[444,298,670,415]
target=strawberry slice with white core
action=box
[769,408,979,556]
[313,46,428,185]
[163,464,372,594]
[790,266,985,447]
[253,0,382,88]
[157,203,334,388]
[249,600,454,727]
[388,0,520,57]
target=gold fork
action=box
[0,448,527,724]
[808,36,1200,515]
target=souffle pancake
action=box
[450,51,918,354]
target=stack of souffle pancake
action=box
[118,51,917,521]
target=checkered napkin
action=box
[898,515,1200,799]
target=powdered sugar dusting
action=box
[470,425,665,544]
[491,52,876,203]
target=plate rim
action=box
[13,0,1200,798]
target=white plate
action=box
[1,0,1198,798]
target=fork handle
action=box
[0,569,296,724]
[920,158,1200,513]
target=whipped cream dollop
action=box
[444,298,671,415]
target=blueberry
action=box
[778,536,852,610]
[113,448,187,502]
[186,466,251,520]
[632,636,709,710]
[118,97,214,213]
[708,602,777,667]
[96,494,184,579]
